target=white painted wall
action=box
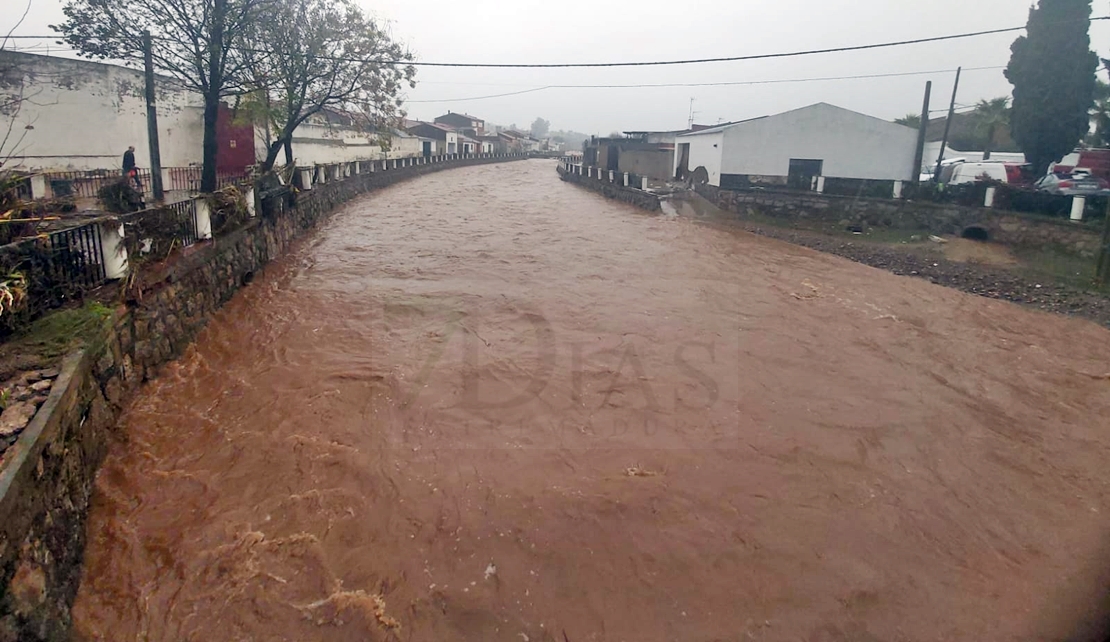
[2,50,203,171]
[255,118,431,165]
[712,104,918,182]
[675,131,724,185]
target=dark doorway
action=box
[676,143,691,179]
[422,141,432,157]
[788,158,823,191]
[606,145,620,171]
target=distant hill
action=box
[923,112,1020,153]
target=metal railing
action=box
[165,167,252,193]
[0,220,109,331]
[42,170,153,199]
[45,222,108,288]
[119,198,199,254]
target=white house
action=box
[1,50,204,171]
[674,103,919,189]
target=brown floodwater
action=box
[73,160,1110,641]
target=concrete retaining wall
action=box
[697,183,1105,258]
[557,165,662,211]
[0,153,528,642]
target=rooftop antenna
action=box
[688,97,696,129]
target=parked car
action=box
[946,162,1033,186]
[1034,170,1110,195]
[1049,148,1110,180]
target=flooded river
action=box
[74,160,1110,641]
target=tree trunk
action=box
[259,134,296,172]
[201,0,228,193]
[261,139,284,172]
[983,124,995,161]
[201,92,220,193]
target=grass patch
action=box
[1010,246,1108,292]
[0,302,113,380]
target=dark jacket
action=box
[122,150,136,172]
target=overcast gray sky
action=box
[6,0,1110,134]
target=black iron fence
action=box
[118,198,200,267]
[0,221,108,334]
[42,170,153,199]
[165,167,252,193]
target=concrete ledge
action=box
[557,166,662,212]
[695,182,1104,258]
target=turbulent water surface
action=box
[73,160,1110,641]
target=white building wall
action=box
[675,131,725,186]
[1,50,203,171]
[717,104,918,181]
[255,120,429,165]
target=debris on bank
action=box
[0,368,58,456]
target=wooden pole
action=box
[1096,198,1110,286]
[912,81,932,184]
[933,67,961,183]
[143,31,165,202]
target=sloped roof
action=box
[676,103,913,138]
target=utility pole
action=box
[912,81,932,184]
[933,67,961,183]
[1096,198,1110,286]
[143,30,165,202]
[688,97,696,130]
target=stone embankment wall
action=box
[557,165,662,211]
[0,153,527,642]
[696,183,1104,258]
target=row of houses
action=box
[403,113,545,157]
[0,50,502,177]
[585,103,927,192]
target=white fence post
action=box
[624,172,630,187]
[984,187,996,208]
[245,186,257,217]
[893,180,904,199]
[299,168,313,190]
[194,196,213,240]
[609,170,615,182]
[815,176,826,193]
[641,176,648,190]
[30,174,50,200]
[98,221,128,280]
[1071,196,1086,221]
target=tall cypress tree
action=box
[1005,0,1098,176]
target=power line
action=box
[8,16,1110,68]
[406,66,1006,103]
[283,17,1110,68]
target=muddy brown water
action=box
[73,160,1110,641]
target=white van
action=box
[945,162,1030,186]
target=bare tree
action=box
[54,0,270,191]
[0,0,37,170]
[246,0,414,171]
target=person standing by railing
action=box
[122,146,142,192]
